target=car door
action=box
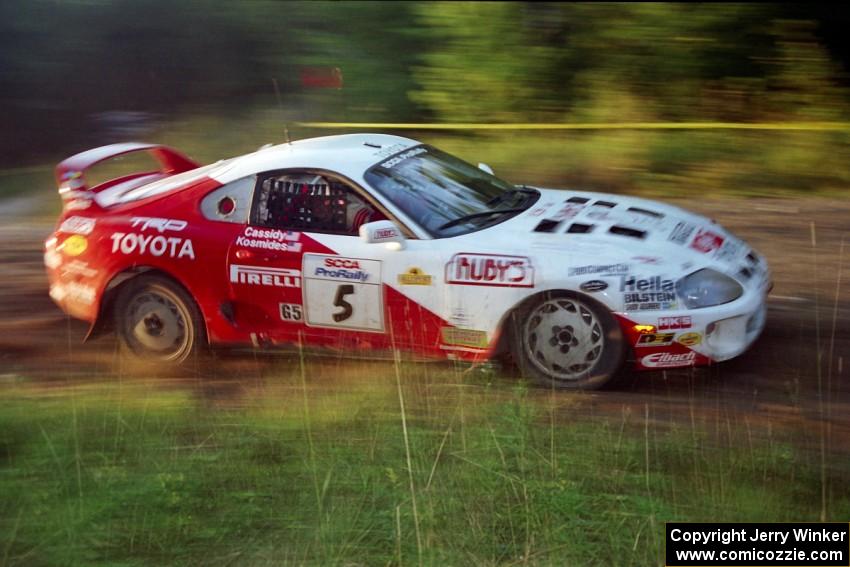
[225,169,445,354]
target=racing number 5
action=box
[333,284,354,322]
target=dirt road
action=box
[1,196,848,457]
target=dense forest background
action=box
[1,1,849,194]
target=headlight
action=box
[676,268,743,309]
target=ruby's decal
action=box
[690,229,724,254]
[445,253,533,288]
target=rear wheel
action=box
[513,292,625,390]
[114,275,205,366]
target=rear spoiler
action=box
[55,142,199,210]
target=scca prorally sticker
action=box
[302,254,384,332]
[236,227,302,253]
[445,254,533,288]
[621,275,677,311]
[59,216,95,235]
[230,265,301,288]
[111,233,195,259]
[641,351,696,368]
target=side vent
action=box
[609,226,646,239]
[566,196,590,204]
[534,219,561,233]
[627,206,664,218]
[567,223,594,234]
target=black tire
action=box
[114,274,206,366]
[511,291,625,390]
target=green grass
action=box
[0,361,847,566]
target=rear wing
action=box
[55,142,199,210]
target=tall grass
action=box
[1,360,847,566]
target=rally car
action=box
[45,134,770,389]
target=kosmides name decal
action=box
[445,254,534,288]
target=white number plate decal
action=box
[302,254,384,332]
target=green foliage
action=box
[0,364,847,565]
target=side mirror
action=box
[478,162,494,175]
[359,220,406,249]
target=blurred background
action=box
[2,1,849,196]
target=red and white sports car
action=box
[45,134,770,389]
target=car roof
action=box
[209,133,421,184]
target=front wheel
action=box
[114,274,205,366]
[513,292,625,390]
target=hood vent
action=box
[594,200,617,208]
[627,206,663,218]
[534,219,562,233]
[566,196,590,204]
[567,223,594,234]
[609,226,646,239]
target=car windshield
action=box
[363,145,538,237]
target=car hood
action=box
[495,187,767,287]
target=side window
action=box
[252,172,386,235]
[200,176,255,223]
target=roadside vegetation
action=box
[1,361,848,566]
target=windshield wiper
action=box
[436,208,527,231]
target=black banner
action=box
[666,523,849,566]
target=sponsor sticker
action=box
[305,256,380,283]
[714,238,742,262]
[236,227,302,253]
[60,235,88,256]
[380,147,427,169]
[130,217,187,232]
[445,253,534,287]
[658,316,692,330]
[230,265,301,288]
[568,263,629,277]
[676,332,702,346]
[279,303,303,322]
[373,227,399,240]
[632,256,662,265]
[398,267,432,286]
[59,216,95,235]
[552,202,586,221]
[636,333,675,347]
[690,228,725,253]
[580,280,608,292]
[61,260,97,278]
[621,275,677,311]
[110,233,195,259]
[49,281,96,305]
[668,222,695,245]
[441,327,488,349]
[641,351,697,368]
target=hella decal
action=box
[230,265,301,288]
[621,275,677,311]
[641,351,697,368]
[579,280,608,292]
[445,254,533,287]
[110,233,195,259]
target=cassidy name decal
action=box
[445,254,534,287]
[236,227,302,253]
